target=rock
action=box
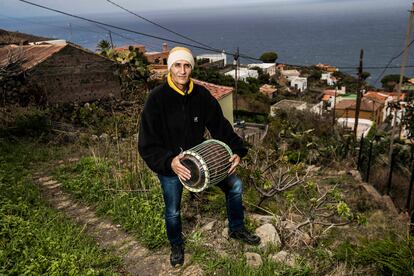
[349,169,362,182]
[269,250,297,266]
[245,252,262,267]
[201,220,216,232]
[222,227,229,239]
[382,195,398,215]
[182,265,204,276]
[360,183,382,203]
[255,223,281,247]
[338,170,346,176]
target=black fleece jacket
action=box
[138,80,247,176]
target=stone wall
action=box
[28,45,121,104]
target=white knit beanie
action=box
[167,47,194,70]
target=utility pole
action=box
[387,3,414,194]
[234,47,239,123]
[353,49,364,139]
[108,31,114,48]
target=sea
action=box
[1,1,413,88]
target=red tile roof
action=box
[0,44,65,72]
[193,79,233,100]
[335,98,382,112]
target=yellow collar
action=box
[167,73,193,96]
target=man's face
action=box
[170,60,192,89]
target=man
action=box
[138,46,260,267]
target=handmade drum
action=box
[179,139,233,192]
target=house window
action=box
[154,58,160,64]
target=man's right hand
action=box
[171,154,191,180]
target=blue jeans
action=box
[158,174,245,246]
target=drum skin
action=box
[179,139,233,192]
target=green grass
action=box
[0,139,121,275]
[333,235,414,276]
[54,156,167,249]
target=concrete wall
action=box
[218,93,234,125]
[29,45,121,104]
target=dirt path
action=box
[34,173,196,276]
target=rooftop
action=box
[0,43,66,72]
[192,79,233,100]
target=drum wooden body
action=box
[179,139,233,192]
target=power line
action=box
[104,0,217,51]
[373,38,414,84]
[16,0,262,62]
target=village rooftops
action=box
[192,79,233,100]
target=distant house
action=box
[315,63,337,72]
[321,72,337,86]
[334,98,384,125]
[196,51,226,67]
[363,91,405,123]
[192,79,234,124]
[0,42,121,104]
[290,77,308,92]
[248,63,276,76]
[280,69,300,79]
[259,84,277,99]
[114,44,146,54]
[225,67,258,81]
[115,42,169,66]
[144,42,169,65]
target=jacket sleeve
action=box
[205,92,248,158]
[138,93,175,175]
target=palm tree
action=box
[96,40,111,55]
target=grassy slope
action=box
[0,139,121,275]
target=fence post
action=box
[365,139,374,182]
[386,152,396,195]
[357,133,364,170]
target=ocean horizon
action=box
[1,2,413,88]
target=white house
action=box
[280,69,300,79]
[247,63,276,76]
[196,51,227,66]
[290,77,308,92]
[321,72,337,86]
[225,68,258,81]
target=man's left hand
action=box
[228,154,240,174]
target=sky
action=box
[1,0,411,18]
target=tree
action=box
[361,71,371,81]
[403,92,414,141]
[381,74,408,91]
[259,51,278,63]
[96,39,111,55]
